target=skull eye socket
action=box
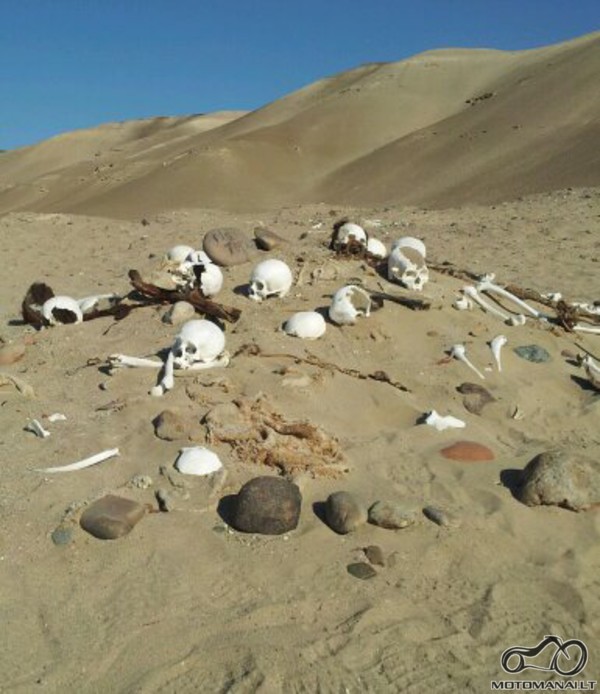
[254,280,265,291]
[173,347,184,359]
[185,344,197,355]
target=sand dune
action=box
[1,33,598,217]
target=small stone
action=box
[0,342,26,366]
[325,491,367,534]
[153,409,198,442]
[203,227,255,266]
[80,495,146,540]
[440,441,495,462]
[423,506,450,526]
[163,301,195,325]
[232,476,302,535]
[254,226,287,251]
[51,523,74,546]
[368,500,417,529]
[457,382,496,415]
[364,545,385,566]
[129,474,153,489]
[347,562,377,580]
[516,449,600,511]
[155,489,175,512]
[513,345,551,363]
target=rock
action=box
[153,409,199,442]
[254,226,287,251]
[203,227,255,266]
[516,449,600,511]
[155,488,175,512]
[163,301,195,325]
[129,474,153,489]
[440,441,495,462]
[368,500,418,529]
[457,382,496,415]
[325,491,367,534]
[347,562,377,580]
[423,506,450,526]
[513,345,551,363]
[51,523,74,546]
[364,545,385,566]
[232,476,302,535]
[0,342,26,366]
[80,495,146,540]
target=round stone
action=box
[513,345,551,363]
[163,301,196,325]
[254,226,287,251]
[203,228,254,266]
[325,491,367,534]
[440,441,495,462]
[368,500,418,529]
[232,476,302,535]
[364,545,385,566]
[79,495,146,540]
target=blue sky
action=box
[1,0,598,150]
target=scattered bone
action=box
[165,245,195,263]
[450,344,486,380]
[461,285,512,322]
[477,274,549,320]
[583,356,600,390]
[425,410,466,431]
[331,221,368,253]
[35,447,120,473]
[108,355,164,371]
[490,335,508,372]
[248,259,293,301]
[42,296,84,326]
[572,324,600,335]
[77,293,120,313]
[511,405,526,420]
[47,413,67,422]
[25,419,51,438]
[387,242,429,291]
[283,311,327,339]
[329,285,371,325]
[453,295,473,311]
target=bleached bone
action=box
[583,356,600,390]
[329,285,371,325]
[165,245,195,263]
[248,259,293,301]
[108,355,164,370]
[572,324,600,335]
[25,419,50,438]
[47,413,67,423]
[490,335,507,372]
[77,293,120,313]
[391,237,426,257]
[477,274,548,320]
[425,410,466,431]
[284,311,327,339]
[572,302,600,317]
[453,295,473,311]
[173,259,224,296]
[42,296,84,326]
[366,237,387,258]
[387,243,429,292]
[451,344,485,380]
[333,222,368,251]
[461,286,511,322]
[36,448,120,473]
[542,292,562,303]
[507,314,527,326]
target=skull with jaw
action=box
[248,259,293,302]
[387,241,429,292]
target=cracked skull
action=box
[171,319,226,369]
[387,240,429,292]
[248,259,293,301]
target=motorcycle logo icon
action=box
[501,635,588,677]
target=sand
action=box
[1,32,599,694]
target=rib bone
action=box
[36,448,120,473]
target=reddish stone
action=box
[440,441,495,462]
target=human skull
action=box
[332,222,368,252]
[366,237,387,258]
[387,242,429,292]
[328,285,372,325]
[165,245,196,264]
[391,236,426,258]
[283,311,327,339]
[248,259,293,301]
[42,296,84,326]
[171,319,226,370]
[174,258,224,296]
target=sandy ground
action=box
[0,187,599,692]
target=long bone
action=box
[572,324,600,335]
[583,356,600,390]
[108,355,164,370]
[477,274,549,320]
[461,286,513,322]
[450,344,486,380]
[490,335,507,372]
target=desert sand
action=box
[0,33,599,693]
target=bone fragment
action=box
[77,293,120,313]
[36,448,120,473]
[47,413,67,422]
[0,372,35,397]
[151,350,176,397]
[425,410,466,431]
[572,324,600,335]
[108,355,164,370]
[25,419,50,438]
[453,295,473,311]
[583,356,600,390]
[477,275,548,320]
[450,344,486,380]
[490,335,508,372]
[461,286,511,322]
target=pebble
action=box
[232,476,302,535]
[155,488,175,512]
[0,342,26,366]
[254,226,287,251]
[51,523,74,546]
[162,301,196,325]
[153,409,199,442]
[513,344,551,363]
[516,449,600,511]
[347,562,377,580]
[440,441,495,462]
[368,500,418,529]
[325,491,367,534]
[202,227,255,266]
[457,382,496,415]
[79,495,147,540]
[129,474,153,489]
[423,506,450,526]
[364,545,385,566]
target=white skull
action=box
[42,296,84,326]
[283,311,327,339]
[165,245,196,264]
[366,237,388,258]
[328,285,372,325]
[171,319,226,370]
[391,236,427,258]
[333,222,368,251]
[174,258,224,296]
[248,259,293,301]
[387,242,429,292]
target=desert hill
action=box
[0,32,598,217]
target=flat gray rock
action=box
[202,227,255,266]
[347,562,377,580]
[516,449,600,511]
[80,495,146,540]
[325,491,367,534]
[368,500,418,529]
[232,476,302,535]
[513,345,551,363]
